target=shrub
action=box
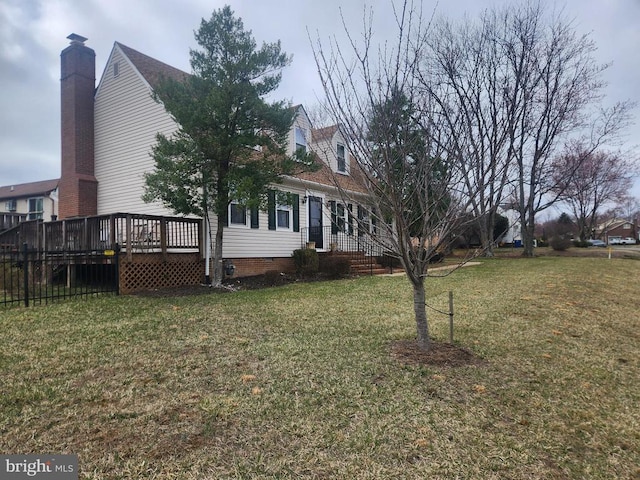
[319,255,351,279]
[549,236,572,251]
[291,248,319,277]
[573,240,590,248]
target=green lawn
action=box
[1,257,638,479]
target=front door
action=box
[308,196,323,249]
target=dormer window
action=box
[337,143,346,173]
[295,127,307,153]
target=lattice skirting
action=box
[119,253,204,294]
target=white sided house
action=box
[0,180,59,231]
[57,34,381,280]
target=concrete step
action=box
[320,251,394,276]
[352,267,389,275]
[350,261,388,274]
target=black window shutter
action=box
[330,201,338,234]
[222,207,228,227]
[268,191,276,230]
[347,204,354,235]
[250,205,259,229]
[357,205,363,237]
[292,194,300,232]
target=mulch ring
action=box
[391,340,486,368]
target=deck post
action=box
[160,217,168,261]
[83,217,89,250]
[114,243,121,296]
[126,214,132,262]
[109,215,116,247]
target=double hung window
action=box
[295,127,307,153]
[337,143,346,173]
[229,202,247,226]
[28,197,44,220]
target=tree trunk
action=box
[521,221,536,257]
[479,214,495,257]
[212,214,225,285]
[412,278,430,351]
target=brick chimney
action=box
[59,33,97,219]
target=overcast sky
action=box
[1,0,639,197]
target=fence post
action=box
[22,243,29,307]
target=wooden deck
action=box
[0,213,202,260]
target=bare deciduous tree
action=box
[552,146,636,239]
[312,1,476,351]
[496,2,634,256]
[426,2,634,257]
[311,0,635,350]
[425,11,517,256]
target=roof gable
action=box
[597,218,633,231]
[96,42,190,97]
[312,122,353,142]
[291,104,313,130]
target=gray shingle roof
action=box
[0,179,59,200]
[116,42,189,88]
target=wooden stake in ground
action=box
[449,290,454,343]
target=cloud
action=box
[0,0,638,196]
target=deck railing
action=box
[1,213,28,232]
[0,213,202,258]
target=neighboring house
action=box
[57,34,375,277]
[497,208,522,246]
[595,218,639,244]
[0,179,59,230]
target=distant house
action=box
[596,218,638,244]
[497,208,522,246]
[0,179,59,231]
[50,34,375,277]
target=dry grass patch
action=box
[1,257,638,479]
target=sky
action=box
[1,0,639,197]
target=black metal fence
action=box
[1,244,119,308]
